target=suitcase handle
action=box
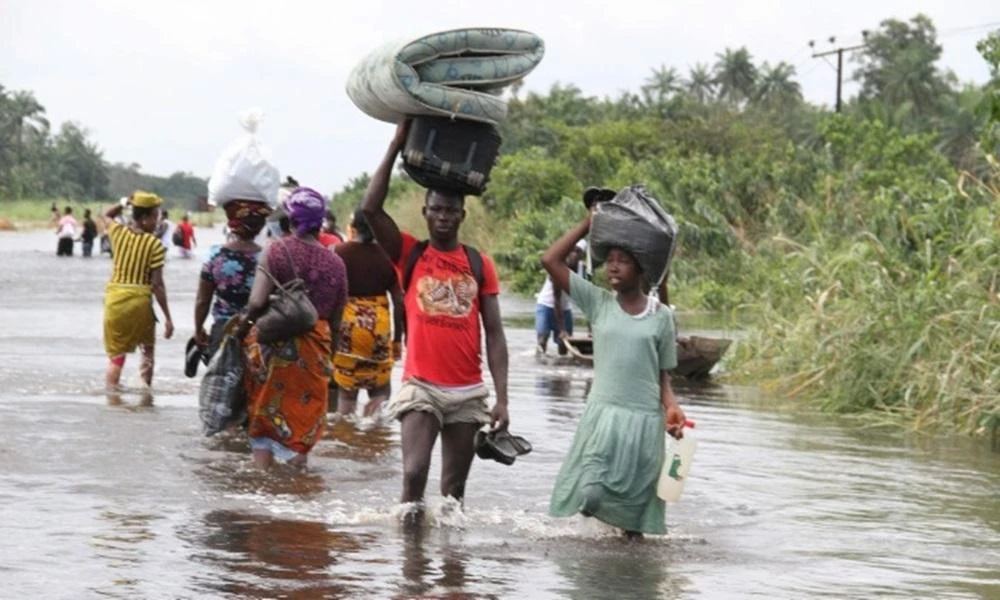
[404,129,487,188]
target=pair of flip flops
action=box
[184,337,209,378]
[474,429,533,465]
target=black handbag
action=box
[254,241,318,344]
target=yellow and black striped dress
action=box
[102,221,167,356]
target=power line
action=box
[783,43,813,67]
[798,60,826,80]
[810,37,868,113]
[936,20,1000,38]
[805,19,1000,112]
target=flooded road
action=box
[1,228,998,599]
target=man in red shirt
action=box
[175,213,197,259]
[362,122,509,516]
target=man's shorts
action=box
[385,377,491,427]
[535,304,573,338]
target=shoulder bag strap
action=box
[256,263,288,293]
[277,239,302,281]
[257,240,300,293]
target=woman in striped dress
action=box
[100,192,175,397]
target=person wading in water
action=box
[361,122,510,522]
[100,192,175,403]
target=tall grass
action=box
[0,198,221,229]
[0,198,105,228]
[726,174,1000,436]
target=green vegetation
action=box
[3,14,999,435]
[0,198,219,230]
[106,163,208,208]
[332,15,1000,435]
[0,199,106,229]
[0,86,207,213]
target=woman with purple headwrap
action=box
[236,187,349,469]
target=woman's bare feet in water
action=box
[623,530,644,542]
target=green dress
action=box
[549,272,678,534]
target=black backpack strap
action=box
[402,240,485,294]
[461,244,485,294]
[402,240,430,292]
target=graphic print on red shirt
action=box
[396,232,500,386]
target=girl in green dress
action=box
[541,214,687,539]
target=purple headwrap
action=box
[284,186,326,237]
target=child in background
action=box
[535,240,586,355]
[80,209,98,257]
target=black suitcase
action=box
[401,116,503,196]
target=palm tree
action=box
[641,64,682,108]
[686,63,716,104]
[754,62,803,109]
[9,90,48,163]
[713,47,759,106]
[878,46,951,118]
[0,87,50,198]
[857,99,916,131]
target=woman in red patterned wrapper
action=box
[236,187,348,469]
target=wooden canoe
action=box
[559,335,731,380]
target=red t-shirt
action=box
[318,231,343,248]
[396,232,500,386]
[177,221,195,249]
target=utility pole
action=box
[810,36,868,113]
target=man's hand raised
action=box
[391,119,411,153]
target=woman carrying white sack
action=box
[190,110,281,371]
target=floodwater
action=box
[1,227,998,600]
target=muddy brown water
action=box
[1,228,998,599]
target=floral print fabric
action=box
[200,245,260,320]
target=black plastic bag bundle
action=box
[198,333,246,436]
[590,185,677,288]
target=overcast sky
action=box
[2,0,998,195]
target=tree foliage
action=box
[3,16,999,432]
[977,30,1000,153]
[483,16,1000,433]
[0,84,206,205]
[714,47,759,106]
[852,14,956,121]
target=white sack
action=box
[207,108,280,208]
